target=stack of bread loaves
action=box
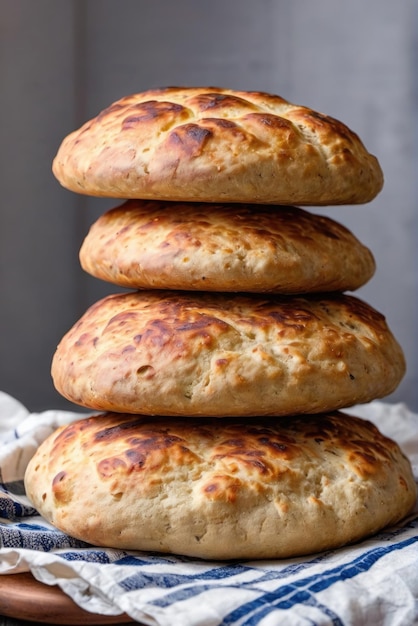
[25,87,416,560]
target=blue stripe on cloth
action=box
[117,564,254,592]
[116,550,337,594]
[0,521,91,551]
[115,553,215,567]
[0,496,38,520]
[116,551,342,592]
[224,533,418,626]
[57,550,113,564]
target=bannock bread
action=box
[52,86,383,205]
[79,200,376,293]
[24,411,416,560]
[51,291,405,416]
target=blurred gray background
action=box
[1,0,417,412]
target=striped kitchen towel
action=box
[0,391,417,625]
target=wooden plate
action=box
[0,573,135,624]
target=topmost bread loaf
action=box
[52,86,383,205]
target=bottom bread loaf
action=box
[24,411,416,560]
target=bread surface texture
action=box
[51,291,405,416]
[80,200,375,293]
[24,411,416,559]
[52,86,383,205]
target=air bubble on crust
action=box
[137,365,154,376]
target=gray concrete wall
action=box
[1,0,417,411]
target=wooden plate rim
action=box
[0,572,135,624]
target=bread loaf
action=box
[52,87,383,205]
[80,200,375,293]
[51,291,405,416]
[24,411,416,559]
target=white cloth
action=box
[0,391,417,625]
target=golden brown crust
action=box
[51,291,405,416]
[52,87,383,205]
[79,200,376,293]
[24,411,416,559]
